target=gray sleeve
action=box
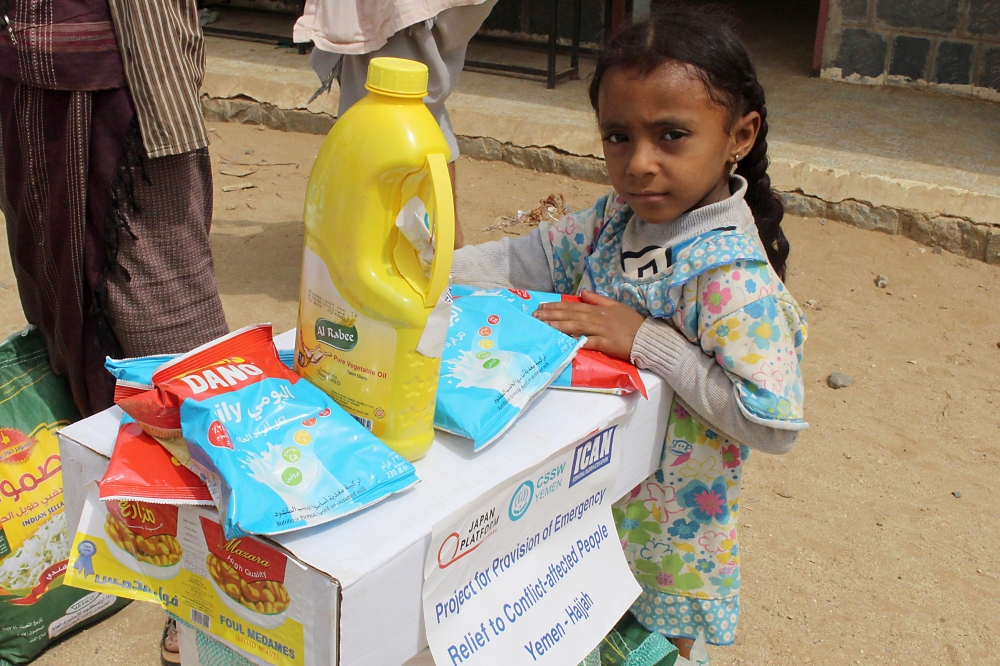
[630,318,799,455]
[451,228,555,292]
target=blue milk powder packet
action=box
[105,354,177,386]
[435,295,584,450]
[117,325,418,539]
[450,285,647,397]
[107,350,296,388]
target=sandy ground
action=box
[3,121,1000,665]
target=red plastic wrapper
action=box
[450,285,647,398]
[113,326,291,440]
[98,415,213,504]
[569,348,647,399]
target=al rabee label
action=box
[296,246,396,435]
[314,318,359,352]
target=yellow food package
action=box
[67,489,336,666]
[65,484,184,606]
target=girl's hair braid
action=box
[589,3,790,280]
[735,80,789,280]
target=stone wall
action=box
[821,0,1000,100]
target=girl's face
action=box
[597,60,759,225]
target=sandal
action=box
[161,617,181,666]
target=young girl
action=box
[452,5,807,658]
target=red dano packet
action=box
[115,324,418,539]
[99,416,212,504]
[570,348,648,399]
[115,327,286,440]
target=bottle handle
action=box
[423,153,454,307]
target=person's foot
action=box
[670,636,694,660]
[161,618,181,666]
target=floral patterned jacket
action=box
[539,190,807,606]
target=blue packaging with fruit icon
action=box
[117,325,418,539]
[434,296,583,450]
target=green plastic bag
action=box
[580,614,678,666]
[0,328,129,665]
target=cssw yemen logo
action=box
[508,480,534,521]
[315,318,358,352]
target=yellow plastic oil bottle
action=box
[295,57,454,461]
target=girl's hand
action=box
[533,290,645,360]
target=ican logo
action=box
[569,426,616,488]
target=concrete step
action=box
[201,37,1000,264]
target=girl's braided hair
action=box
[589,4,789,280]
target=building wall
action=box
[821,0,1000,100]
[482,0,607,44]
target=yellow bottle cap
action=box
[365,57,428,98]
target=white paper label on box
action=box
[423,419,640,666]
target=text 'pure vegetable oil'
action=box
[295,57,455,461]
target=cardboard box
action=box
[66,482,337,666]
[58,333,671,665]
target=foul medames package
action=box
[435,295,584,450]
[451,285,646,398]
[116,324,418,539]
[67,492,338,665]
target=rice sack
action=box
[0,328,127,665]
[436,295,584,450]
[117,325,418,539]
[451,285,646,398]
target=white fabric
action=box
[294,0,494,55]
[303,0,499,160]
